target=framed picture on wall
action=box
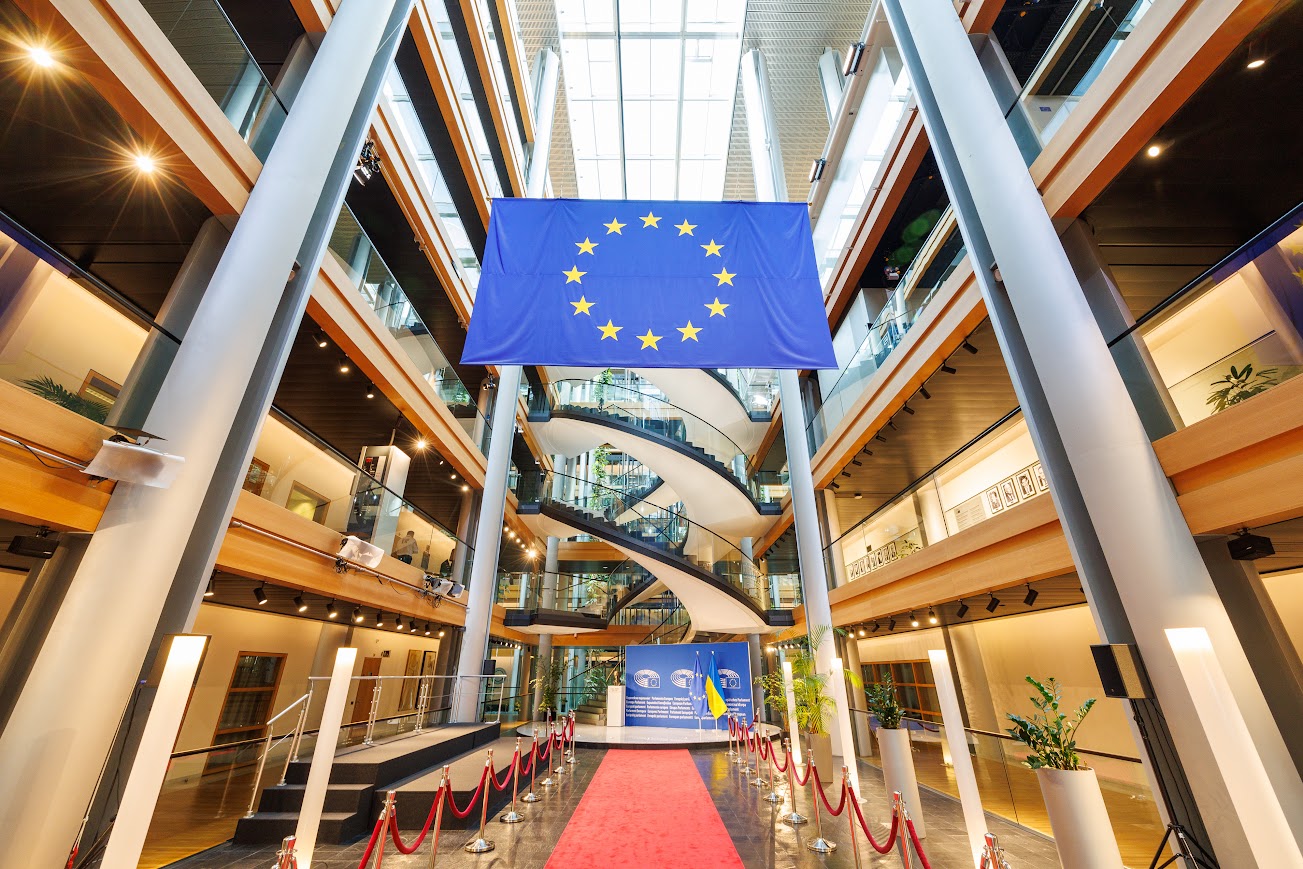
[1033,462,1048,491]
[985,486,1004,514]
[1000,477,1021,508]
[1016,468,1037,499]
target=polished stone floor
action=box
[168,746,1063,868]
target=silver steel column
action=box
[525,48,560,200]
[817,47,844,126]
[883,0,1303,859]
[740,49,787,202]
[532,535,560,716]
[0,1,401,862]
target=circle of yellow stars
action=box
[563,211,733,350]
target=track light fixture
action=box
[887,420,897,431]
[962,340,978,354]
[830,482,840,490]
[376,612,386,628]
[809,158,827,183]
[254,585,267,605]
[919,386,931,400]
[871,621,880,632]
[353,606,364,623]
[314,333,328,348]
[395,616,404,631]
[327,600,339,619]
[424,622,431,636]
[438,629,446,638]
[1024,585,1039,606]
[910,612,919,627]
[851,458,862,466]
[365,382,376,399]
[902,404,915,415]
[863,448,873,456]
[338,357,351,374]
[874,433,887,442]
[854,492,863,499]
[928,608,938,625]
[956,600,969,619]
[986,594,1000,613]
[294,594,307,612]
[857,628,866,637]
[888,618,896,631]
[941,363,957,374]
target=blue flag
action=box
[461,199,837,369]
[689,652,708,718]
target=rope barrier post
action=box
[373,791,394,868]
[981,832,1010,869]
[522,734,542,802]
[541,723,558,788]
[805,758,836,853]
[726,715,736,757]
[843,768,862,869]
[426,768,449,869]
[500,739,524,823]
[781,739,807,826]
[749,730,765,788]
[274,834,297,869]
[463,751,496,853]
[553,722,567,777]
[761,733,783,804]
[894,793,914,869]
[566,711,577,764]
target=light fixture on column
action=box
[253,585,268,605]
[294,594,307,612]
[909,612,919,627]
[986,593,1000,613]
[1228,529,1274,560]
[842,41,866,76]
[327,600,339,619]
[928,608,938,625]
[353,606,364,623]
[956,600,969,619]
[365,382,376,399]
[1024,584,1039,606]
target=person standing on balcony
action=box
[394,530,419,564]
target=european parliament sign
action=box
[624,641,753,729]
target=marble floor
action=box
[517,722,781,746]
[166,745,1065,869]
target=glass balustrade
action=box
[137,0,287,160]
[326,204,491,451]
[246,410,473,580]
[495,562,654,622]
[534,378,775,504]
[711,368,779,416]
[516,469,774,612]
[808,212,967,454]
[1005,0,1156,162]
[0,213,179,428]
[471,0,526,154]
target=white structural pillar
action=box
[525,48,560,200]
[817,47,845,126]
[830,657,861,800]
[0,2,398,862]
[842,634,872,756]
[883,0,1303,860]
[781,659,803,768]
[532,534,560,716]
[928,648,986,868]
[741,49,787,202]
[295,647,359,869]
[453,365,523,721]
[98,636,208,869]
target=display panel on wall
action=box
[624,641,753,729]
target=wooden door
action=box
[351,657,383,723]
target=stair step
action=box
[234,812,357,845]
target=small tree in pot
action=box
[530,658,565,722]
[755,626,852,778]
[865,671,925,836]
[1006,676,1122,869]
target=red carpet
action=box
[545,750,744,869]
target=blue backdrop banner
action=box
[624,641,754,729]
[461,198,837,369]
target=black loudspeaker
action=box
[7,535,58,559]
[1090,644,1152,699]
[1228,533,1274,561]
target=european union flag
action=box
[461,199,837,369]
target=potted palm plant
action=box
[1006,676,1122,869]
[530,657,565,722]
[755,626,847,776]
[866,671,926,836]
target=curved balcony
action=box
[498,561,658,634]
[514,471,795,634]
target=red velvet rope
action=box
[354,809,386,868]
[489,751,518,791]
[810,766,848,817]
[791,755,812,787]
[386,783,444,855]
[850,792,900,854]
[443,765,489,819]
[906,818,932,869]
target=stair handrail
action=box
[244,692,311,818]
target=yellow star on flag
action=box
[674,219,696,236]
[637,329,663,350]
[640,212,661,228]
[598,320,622,340]
[576,237,598,255]
[677,321,702,342]
[563,265,586,284]
[701,240,723,257]
[713,267,736,286]
[604,217,625,234]
[570,296,594,315]
[705,298,729,317]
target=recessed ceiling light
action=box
[1146,144,1162,158]
[27,45,55,68]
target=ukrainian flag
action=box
[705,652,728,719]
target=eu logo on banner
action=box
[461,199,837,369]
[623,641,753,729]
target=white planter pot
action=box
[1036,768,1124,869]
[876,727,925,838]
[606,685,625,728]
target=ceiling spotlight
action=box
[376,612,386,628]
[204,576,215,597]
[941,363,957,374]
[956,600,969,619]
[919,386,931,400]
[842,41,866,76]
[353,606,364,623]
[888,618,896,631]
[365,382,376,399]
[395,616,405,631]
[961,340,978,354]
[27,45,55,67]
[338,358,351,373]
[1247,57,1266,70]
[928,608,938,625]
[254,585,268,605]
[874,433,887,442]
[294,594,307,612]
[327,600,339,619]
[438,629,446,638]
[1024,585,1039,606]
[449,473,457,480]
[841,470,851,478]
[902,404,915,415]
[424,622,432,636]
[862,448,873,456]
[830,482,840,490]
[871,621,880,632]
[910,612,919,627]
[854,492,863,500]
[410,623,418,633]
[851,458,862,467]
[461,484,469,492]
[809,158,827,183]
[314,333,328,348]
[857,628,865,637]
[133,152,158,174]
[1145,144,1162,158]
[986,594,1000,613]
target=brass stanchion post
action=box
[373,791,395,866]
[894,792,914,869]
[780,739,807,826]
[500,739,524,823]
[275,834,297,869]
[843,767,862,869]
[726,715,737,757]
[805,760,836,853]
[522,734,542,802]
[463,752,496,853]
[761,735,782,803]
[553,720,567,777]
[427,767,449,869]
[981,832,1010,869]
[540,723,558,788]
[750,733,766,787]
[734,717,748,766]
[566,711,577,764]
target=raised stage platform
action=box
[516,721,781,749]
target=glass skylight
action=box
[556,0,746,201]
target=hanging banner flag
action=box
[462,198,837,369]
[624,641,753,729]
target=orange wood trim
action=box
[289,0,332,31]
[493,0,535,142]
[0,447,111,531]
[454,0,526,195]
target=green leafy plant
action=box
[530,657,565,717]
[1206,363,1278,413]
[754,626,859,736]
[584,663,620,702]
[21,376,110,423]
[1005,676,1096,771]
[865,671,904,729]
